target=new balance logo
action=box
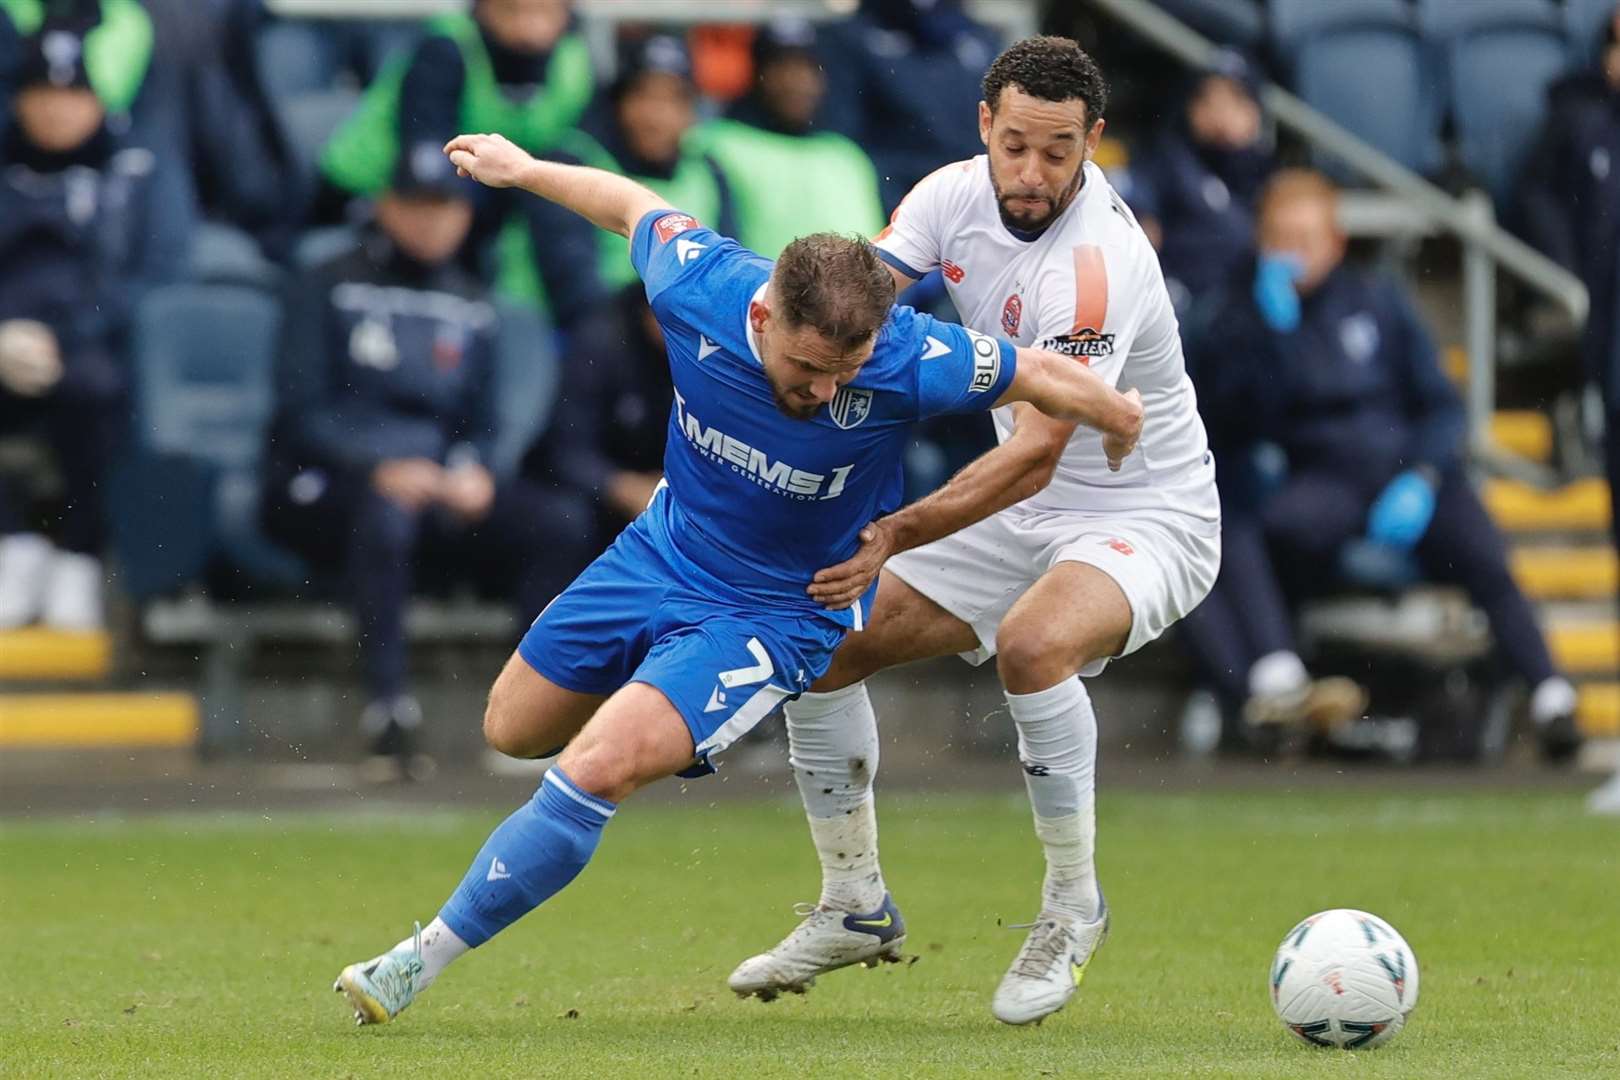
[941,260,965,283]
[698,335,720,360]
[676,238,706,265]
[486,857,511,882]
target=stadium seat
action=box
[292,225,359,269]
[186,222,280,288]
[256,20,341,102]
[491,302,560,479]
[1565,0,1618,65]
[125,284,306,594]
[276,87,361,188]
[1271,0,1445,175]
[1152,0,1266,47]
[1418,0,1573,203]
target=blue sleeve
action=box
[910,313,1019,419]
[630,208,727,304]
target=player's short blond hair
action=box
[1259,168,1340,222]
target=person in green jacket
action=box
[318,0,601,326]
[553,33,733,289]
[690,19,885,259]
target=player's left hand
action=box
[444,133,533,189]
[441,463,496,522]
[808,519,895,609]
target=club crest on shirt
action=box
[654,213,699,244]
[828,386,874,429]
[1001,293,1023,336]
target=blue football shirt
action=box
[627,208,1017,630]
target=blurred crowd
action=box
[0,0,1614,765]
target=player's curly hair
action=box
[773,233,896,351]
[982,36,1108,123]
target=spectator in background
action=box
[1182,170,1581,760]
[0,0,151,117]
[1518,8,1620,614]
[559,33,732,289]
[317,0,600,325]
[141,0,296,250]
[1125,50,1274,317]
[261,143,594,779]
[1517,5,1620,813]
[521,283,673,558]
[691,19,886,258]
[0,25,168,630]
[819,0,1000,210]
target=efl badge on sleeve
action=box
[654,213,699,244]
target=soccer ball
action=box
[1269,908,1419,1050]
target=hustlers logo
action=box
[1036,328,1115,365]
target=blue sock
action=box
[437,767,616,947]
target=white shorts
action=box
[884,504,1221,676]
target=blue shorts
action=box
[517,520,846,776]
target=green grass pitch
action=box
[3,789,1616,1078]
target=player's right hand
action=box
[444,133,533,189]
[1103,388,1143,472]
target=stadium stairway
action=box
[1483,409,1619,745]
[0,628,199,751]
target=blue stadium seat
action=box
[126,285,306,593]
[1152,0,1266,47]
[276,88,361,188]
[1565,0,1617,65]
[1418,0,1572,202]
[292,225,359,269]
[491,302,560,479]
[256,20,341,102]
[186,222,280,288]
[1271,0,1445,174]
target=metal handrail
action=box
[1087,0,1589,324]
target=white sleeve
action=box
[1027,242,1149,390]
[872,162,967,280]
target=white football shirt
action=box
[875,157,1218,523]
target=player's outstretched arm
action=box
[999,347,1142,470]
[444,133,670,238]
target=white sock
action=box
[393,916,468,991]
[1248,650,1309,700]
[1529,676,1577,726]
[784,683,887,913]
[1007,677,1100,922]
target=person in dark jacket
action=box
[521,282,674,555]
[262,141,595,777]
[818,0,1001,211]
[1517,9,1620,602]
[0,24,168,630]
[1125,50,1275,316]
[1182,169,1581,759]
